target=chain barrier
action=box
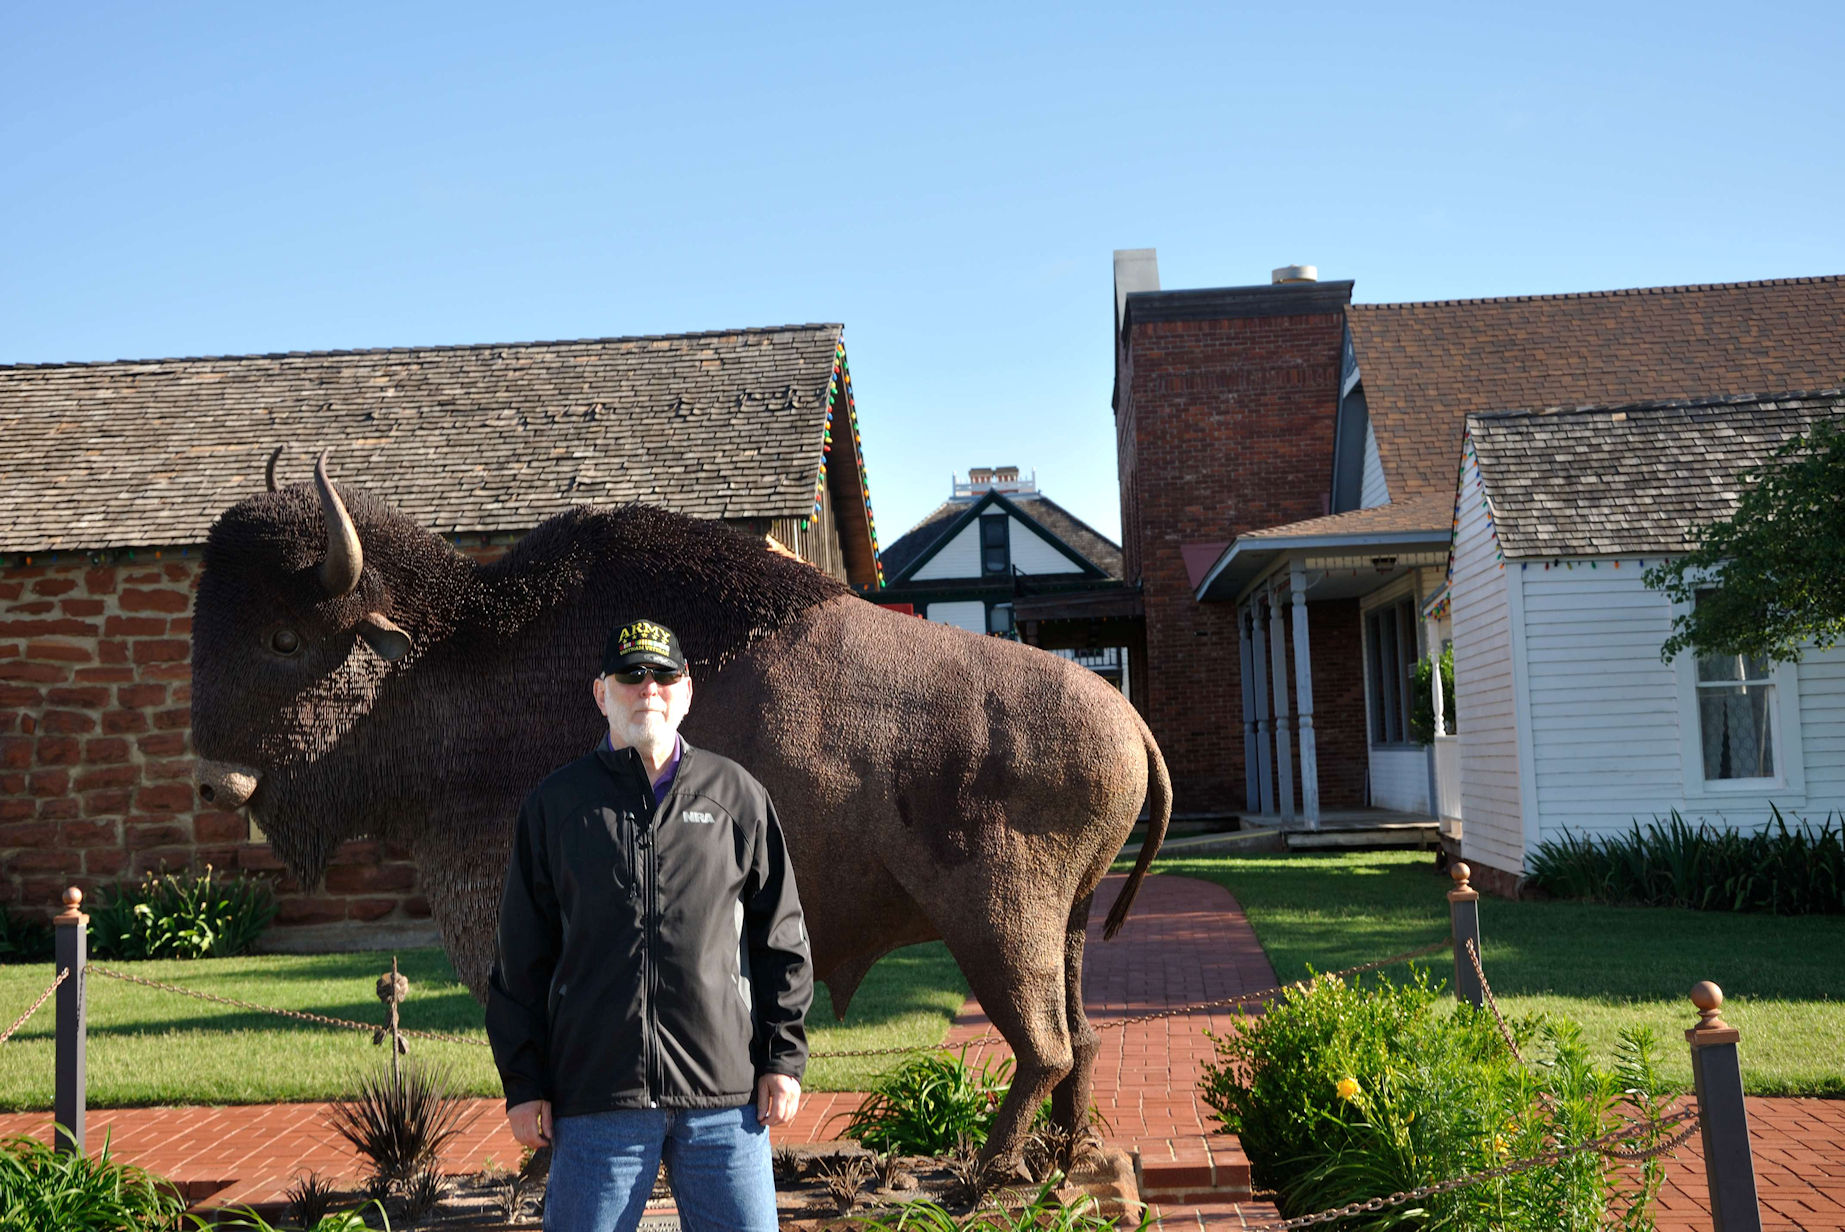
[1236,1103,1701,1230]
[0,969,68,1045]
[75,933,1451,1062]
[808,936,1454,1059]
[87,965,490,1048]
[1464,937,1525,1064]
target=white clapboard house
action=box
[877,468,1129,687]
[1444,389,1845,891]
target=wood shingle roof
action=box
[1467,388,1845,557]
[0,324,854,554]
[1351,275,1845,501]
[880,492,1123,582]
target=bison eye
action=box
[270,629,301,655]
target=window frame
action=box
[1363,592,1421,748]
[979,514,1011,577]
[1669,590,1806,800]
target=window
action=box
[1695,648,1777,781]
[1365,596,1418,745]
[988,603,1014,636]
[980,515,1010,576]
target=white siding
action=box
[925,600,987,634]
[1370,746,1430,812]
[1360,420,1390,509]
[1450,449,1523,875]
[1522,564,1845,840]
[910,515,1084,581]
[1008,518,1085,575]
[911,524,983,580]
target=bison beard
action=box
[191,473,1170,1169]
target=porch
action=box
[1237,806,1457,851]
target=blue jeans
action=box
[544,1104,777,1232]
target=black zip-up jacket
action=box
[484,741,812,1116]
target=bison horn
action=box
[314,449,364,598]
[265,445,284,493]
[355,612,412,662]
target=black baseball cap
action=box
[602,619,686,675]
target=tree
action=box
[1645,416,1845,663]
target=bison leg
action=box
[939,917,1072,1175]
[412,820,515,1002]
[1049,891,1100,1142]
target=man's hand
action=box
[756,1073,801,1127]
[507,1098,553,1149]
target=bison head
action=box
[192,451,455,886]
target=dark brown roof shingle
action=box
[1351,275,1845,500]
[0,325,850,553]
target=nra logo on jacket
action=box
[681,810,718,825]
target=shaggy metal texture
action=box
[191,476,1170,1164]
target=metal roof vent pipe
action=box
[1272,264,1318,284]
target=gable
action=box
[885,491,1120,584]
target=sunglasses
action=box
[608,666,685,686]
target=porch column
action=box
[1290,562,1320,828]
[1430,648,1447,738]
[1251,601,1274,814]
[1239,604,1260,813]
[1268,583,1295,823]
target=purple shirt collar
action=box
[599,730,684,797]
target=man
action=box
[486,618,812,1232]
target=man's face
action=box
[593,667,693,750]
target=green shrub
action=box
[839,1048,1017,1156]
[854,1174,1154,1230]
[89,865,278,960]
[1528,809,1844,914]
[1201,970,1670,1231]
[0,1130,190,1231]
[212,1202,389,1231]
[0,908,54,965]
[1409,644,1457,743]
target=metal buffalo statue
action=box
[190,454,1170,1163]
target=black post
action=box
[1687,981,1761,1232]
[1447,862,1482,1009]
[53,886,87,1155]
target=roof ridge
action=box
[0,323,846,373]
[1353,273,1845,312]
[1468,385,1845,424]
[1015,491,1123,552]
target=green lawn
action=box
[0,943,967,1111]
[1149,850,1845,1097]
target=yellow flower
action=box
[1492,1134,1510,1156]
[1336,1077,1361,1101]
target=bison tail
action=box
[1104,717,1171,939]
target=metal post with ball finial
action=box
[1687,981,1761,1232]
[54,886,87,1154]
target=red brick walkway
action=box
[2,872,1840,1229]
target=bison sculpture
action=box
[190,454,1170,1164]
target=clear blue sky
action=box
[5,3,1841,547]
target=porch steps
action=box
[1283,820,1441,851]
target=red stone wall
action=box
[0,556,429,943]
[1116,311,1347,813]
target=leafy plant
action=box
[0,907,55,965]
[0,1130,189,1232]
[1201,969,1671,1230]
[1528,809,1844,914]
[400,1163,447,1225]
[814,1152,872,1214]
[852,1173,1155,1231]
[1410,643,1457,743]
[88,864,277,960]
[284,1170,338,1229]
[213,1201,391,1231]
[324,1056,479,1195]
[839,1048,1016,1155]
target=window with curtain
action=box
[1696,648,1776,780]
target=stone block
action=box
[84,737,131,764]
[39,709,97,734]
